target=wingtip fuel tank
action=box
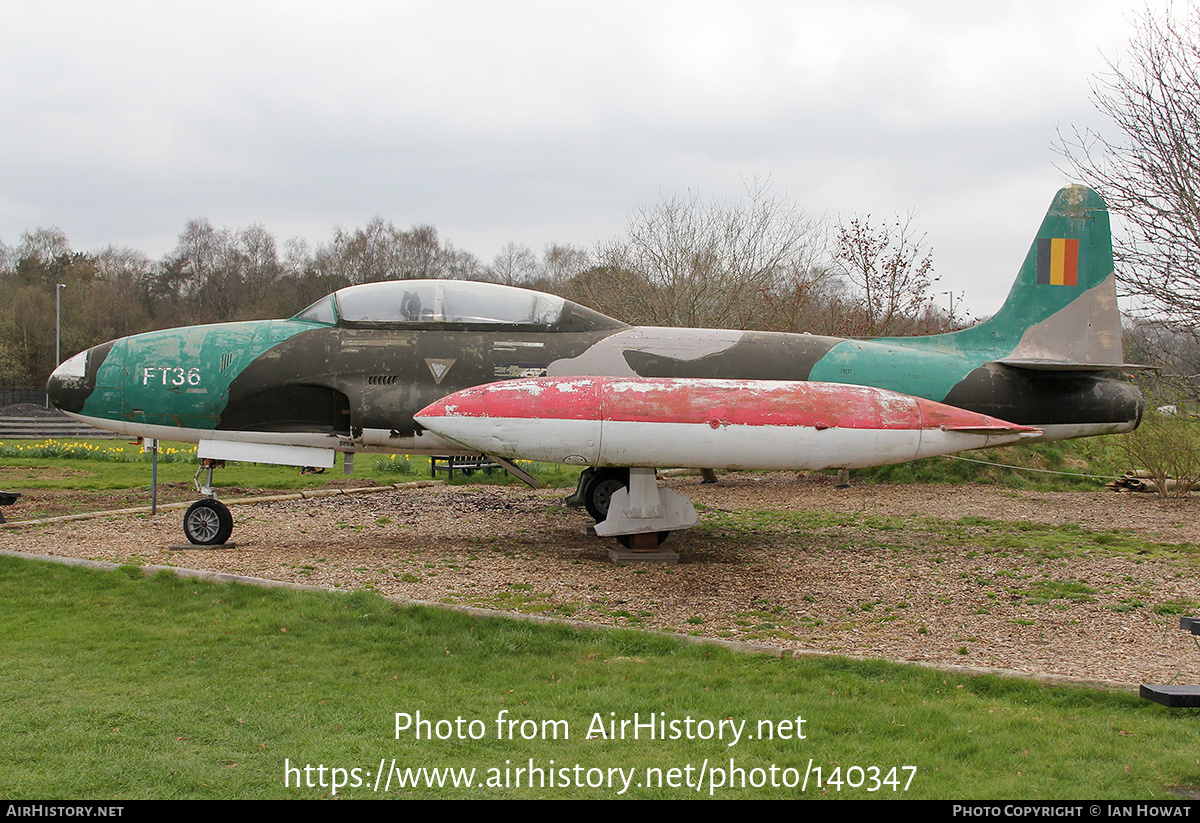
[415,376,1040,471]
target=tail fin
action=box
[953,185,1126,368]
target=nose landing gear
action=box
[183,459,233,545]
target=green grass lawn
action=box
[3,438,1199,799]
[0,439,583,493]
[1,555,1197,800]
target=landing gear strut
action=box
[184,459,233,545]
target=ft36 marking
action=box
[142,367,201,386]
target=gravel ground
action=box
[3,472,1199,687]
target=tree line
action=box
[8,2,1200,394]
[0,182,952,386]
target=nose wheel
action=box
[183,458,233,545]
[183,498,233,545]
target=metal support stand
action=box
[594,467,698,543]
[146,439,158,515]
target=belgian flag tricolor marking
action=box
[1036,238,1078,286]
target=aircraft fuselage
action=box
[48,306,1140,453]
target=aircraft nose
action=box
[46,348,94,414]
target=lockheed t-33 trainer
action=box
[47,186,1143,546]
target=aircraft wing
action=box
[414,376,1039,472]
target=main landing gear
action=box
[569,466,698,548]
[184,459,233,545]
[579,467,629,521]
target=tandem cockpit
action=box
[291,279,627,333]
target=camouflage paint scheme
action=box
[48,186,1142,460]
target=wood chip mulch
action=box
[4,472,1199,688]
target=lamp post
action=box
[47,283,66,410]
[940,290,955,321]
[55,283,66,367]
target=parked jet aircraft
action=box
[47,186,1142,546]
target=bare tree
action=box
[441,242,484,281]
[524,242,593,294]
[237,224,283,311]
[166,218,226,296]
[160,218,243,323]
[281,237,312,278]
[833,212,937,336]
[1057,2,1200,328]
[594,178,827,329]
[315,218,405,285]
[0,239,13,277]
[16,227,71,269]
[87,246,154,340]
[487,242,539,285]
[756,265,848,335]
[540,243,591,285]
[560,263,657,325]
[313,219,454,284]
[395,225,444,280]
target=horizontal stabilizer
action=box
[997,358,1154,372]
[943,425,1041,437]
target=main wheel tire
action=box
[583,468,630,522]
[184,499,234,545]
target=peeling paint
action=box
[416,377,1036,471]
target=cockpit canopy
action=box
[293,279,626,332]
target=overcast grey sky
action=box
[0,0,1155,317]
